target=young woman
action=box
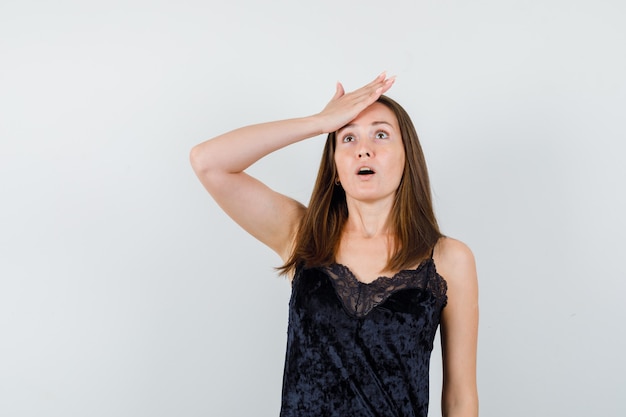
[190,73,479,417]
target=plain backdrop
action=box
[1,0,625,416]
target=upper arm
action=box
[434,237,479,416]
[190,149,306,261]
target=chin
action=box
[346,190,395,204]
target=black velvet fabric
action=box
[280,259,447,417]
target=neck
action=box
[344,197,394,238]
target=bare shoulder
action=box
[433,237,478,290]
[435,237,479,415]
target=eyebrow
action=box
[337,121,394,134]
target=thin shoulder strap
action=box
[431,236,443,259]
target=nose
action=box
[356,138,373,158]
[357,143,372,158]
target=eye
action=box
[342,135,356,143]
[375,131,389,139]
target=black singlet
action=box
[280,258,447,417]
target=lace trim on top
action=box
[320,259,447,318]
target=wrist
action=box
[306,113,333,136]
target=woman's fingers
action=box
[349,74,395,107]
[318,73,396,133]
[354,73,394,101]
[364,71,389,93]
[366,71,387,87]
[378,76,396,96]
[334,72,388,103]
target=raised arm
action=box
[190,73,395,261]
[435,237,479,417]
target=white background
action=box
[1,1,625,416]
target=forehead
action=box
[341,102,399,130]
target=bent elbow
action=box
[189,143,212,175]
[189,143,232,195]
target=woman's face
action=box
[334,102,405,204]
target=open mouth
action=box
[357,167,375,175]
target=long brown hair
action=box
[279,95,441,275]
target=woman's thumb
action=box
[332,82,345,100]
